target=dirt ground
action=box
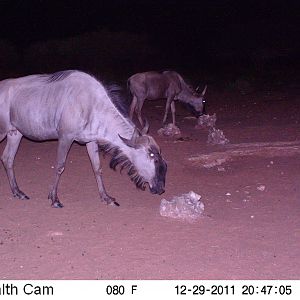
[0,85,299,280]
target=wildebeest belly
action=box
[9,99,62,141]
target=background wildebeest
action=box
[128,71,207,126]
[0,70,167,208]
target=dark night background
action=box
[0,0,299,84]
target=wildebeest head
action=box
[118,124,167,195]
[191,85,207,116]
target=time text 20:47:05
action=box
[175,284,293,296]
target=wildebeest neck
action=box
[99,142,147,190]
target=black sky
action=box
[0,0,299,48]
[0,0,299,75]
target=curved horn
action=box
[118,128,141,148]
[118,134,136,148]
[201,85,207,97]
[141,119,149,135]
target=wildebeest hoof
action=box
[110,200,120,207]
[102,196,119,207]
[48,192,63,208]
[51,201,64,208]
[13,190,30,200]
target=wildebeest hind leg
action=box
[48,138,73,208]
[163,96,173,124]
[1,130,29,200]
[86,141,119,206]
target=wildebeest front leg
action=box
[130,96,145,127]
[129,95,137,121]
[136,98,146,127]
[86,141,119,206]
[1,130,29,200]
[170,101,176,125]
[48,138,73,208]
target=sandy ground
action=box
[0,85,299,279]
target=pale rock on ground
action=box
[160,191,205,222]
[157,123,181,137]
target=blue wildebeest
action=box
[128,71,207,126]
[0,70,167,208]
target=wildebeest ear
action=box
[132,127,142,140]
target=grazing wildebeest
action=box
[128,71,207,126]
[0,70,167,208]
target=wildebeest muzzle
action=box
[150,158,167,195]
[150,183,165,195]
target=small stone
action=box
[47,231,63,237]
[257,185,266,191]
[226,192,231,196]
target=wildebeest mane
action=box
[99,142,147,190]
[163,70,197,94]
[104,83,130,119]
[41,70,130,119]
[177,74,197,94]
[42,70,75,83]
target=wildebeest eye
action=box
[149,152,155,158]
